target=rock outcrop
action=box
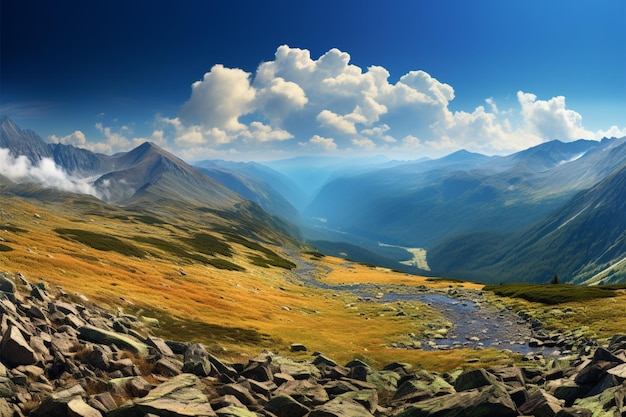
[1,271,626,416]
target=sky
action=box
[1,0,625,162]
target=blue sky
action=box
[1,0,625,161]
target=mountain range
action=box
[1,115,625,284]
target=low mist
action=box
[0,148,100,198]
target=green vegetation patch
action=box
[55,228,145,258]
[133,236,244,271]
[0,225,28,233]
[206,258,246,271]
[0,243,13,252]
[180,233,232,257]
[133,236,211,264]
[222,232,295,270]
[484,283,617,305]
[249,254,296,270]
[128,306,277,350]
[131,214,168,225]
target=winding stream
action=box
[288,254,560,356]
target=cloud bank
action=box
[0,148,100,197]
[67,45,625,160]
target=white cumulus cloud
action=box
[48,130,87,147]
[180,64,256,131]
[304,135,338,151]
[78,45,624,160]
[517,91,594,140]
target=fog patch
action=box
[0,148,100,198]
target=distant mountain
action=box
[1,117,242,208]
[304,139,626,248]
[428,161,626,284]
[93,142,241,208]
[484,139,600,173]
[264,154,398,199]
[0,116,300,246]
[1,115,53,162]
[194,160,304,221]
[1,116,114,176]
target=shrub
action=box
[55,228,145,258]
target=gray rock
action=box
[552,380,586,407]
[51,301,79,316]
[221,383,257,407]
[334,389,378,414]
[31,384,87,417]
[108,373,216,417]
[519,388,563,417]
[0,276,16,294]
[290,343,307,352]
[0,325,38,367]
[397,384,518,417]
[313,354,338,368]
[206,352,238,378]
[214,405,257,417]
[266,395,310,417]
[153,357,183,377]
[310,398,375,417]
[78,325,149,355]
[182,343,212,377]
[273,379,329,407]
[67,397,103,417]
[145,335,174,357]
[454,368,498,391]
[393,372,454,404]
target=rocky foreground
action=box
[1,272,626,417]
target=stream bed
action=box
[378,292,558,356]
[288,254,560,356]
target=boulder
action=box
[0,276,16,295]
[67,397,103,417]
[31,384,87,417]
[153,357,183,377]
[273,379,330,407]
[266,395,310,417]
[107,373,216,417]
[393,372,454,404]
[290,343,307,352]
[182,343,212,377]
[454,368,498,391]
[78,325,149,355]
[221,383,257,407]
[519,388,563,417]
[145,336,174,357]
[0,325,38,367]
[206,352,238,378]
[334,389,378,414]
[214,405,257,417]
[396,384,518,417]
[310,398,375,417]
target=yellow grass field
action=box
[0,194,513,371]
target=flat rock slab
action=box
[108,373,216,417]
[78,325,149,355]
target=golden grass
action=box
[0,195,513,371]
[485,290,626,342]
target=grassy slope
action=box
[0,193,511,371]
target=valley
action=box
[2,117,626,415]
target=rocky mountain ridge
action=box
[2,271,626,417]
